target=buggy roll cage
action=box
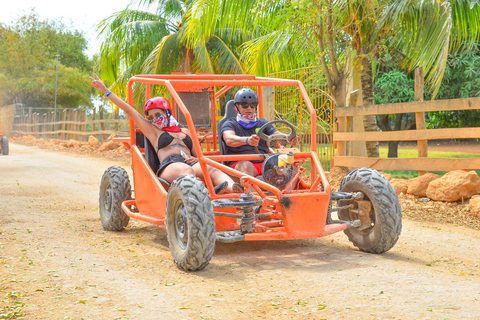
[120,74,330,202]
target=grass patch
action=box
[379,147,480,179]
[379,147,479,159]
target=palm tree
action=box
[96,0,246,106]
[185,0,480,156]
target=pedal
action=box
[216,230,245,243]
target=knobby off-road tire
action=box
[1,136,8,155]
[99,166,131,231]
[338,168,402,253]
[166,175,216,271]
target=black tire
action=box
[338,168,402,253]
[1,136,8,155]
[99,166,131,231]
[166,175,216,271]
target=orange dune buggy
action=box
[99,74,402,271]
[0,132,8,155]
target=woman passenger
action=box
[90,73,235,194]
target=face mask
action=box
[236,113,258,129]
[148,113,168,129]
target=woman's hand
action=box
[89,73,109,95]
[185,155,198,166]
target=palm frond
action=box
[379,0,452,98]
[207,36,244,74]
[450,0,480,51]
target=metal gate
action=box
[269,67,335,171]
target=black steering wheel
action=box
[255,120,297,154]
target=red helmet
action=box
[144,97,171,115]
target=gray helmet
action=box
[234,88,258,104]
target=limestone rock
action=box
[379,171,392,181]
[407,173,440,197]
[426,170,480,202]
[88,135,100,147]
[99,140,120,151]
[390,179,408,195]
[62,139,82,148]
[327,166,350,191]
[467,195,480,218]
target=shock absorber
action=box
[239,193,256,233]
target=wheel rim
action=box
[175,204,188,250]
[349,198,376,235]
[104,183,112,219]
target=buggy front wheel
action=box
[99,166,131,231]
[166,175,216,271]
[338,168,402,253]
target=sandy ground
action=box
[1,142,480,320]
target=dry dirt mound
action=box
[11,134,129,162]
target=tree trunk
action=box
[360,54,379,157]
[388,141,399,158]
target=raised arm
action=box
[89,73,157,142]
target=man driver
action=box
[220,88,298,179]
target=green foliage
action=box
[427,43,480,128]
[374,70,415,104]
[437,44,480,99]
[374,70,416,136]
[0,11,93,108]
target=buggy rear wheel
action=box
[338,168,402,253]
[166,175,215,271]
[99,166,131,231]
[1,136,8,155]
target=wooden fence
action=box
[12,107,129,141]
[334,96,480,172]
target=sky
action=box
[1,0,136,57]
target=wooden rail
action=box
[334,96,480,172]
[12,107,129,141]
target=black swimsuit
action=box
[157,131,193,151]
[156,131,194,176]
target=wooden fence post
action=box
[415,67,428,176]
[80,109,86,141]
[28,108,33,134]
[61,110,67,140]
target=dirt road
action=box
[1,143,480,319]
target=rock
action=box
[327,166,350,191]
[379,171,392,181]
[62,139,82,148]
[426,170,480,202]
[467,195,480,218]
[99,140,120,151]
[407,173,441,197]
[88,135,100,147]
[390,179,408,195]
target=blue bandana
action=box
[236,114,258,129]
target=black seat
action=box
[139,132,170,187]
[143,134,160,174]
[218,100,236,158]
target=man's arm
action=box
[223,130,260,147]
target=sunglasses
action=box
[146,112,163,121]
[238,102,258,109]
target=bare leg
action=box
[192,163,235,193]
[233,161,257,176]
[159,162,195,183]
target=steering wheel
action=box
[255,120,297,154]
